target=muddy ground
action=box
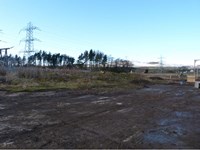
[0,84,200,149]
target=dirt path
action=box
[0,84,200,148]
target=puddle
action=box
[156,116,187,138]
[22,120,41,126]
[158,118,177,126]
[123,135,134,142]
[43,120,60,125]
[77,95,94,99]
[175,90,185,96]
[99,97,109,100]
[0,140,14,147]
[7,93,26,97]
[187,89,194,92]
[116,102,122,105]
[0,123,26,134]
[145,123,186,145]
[23,119,59,127]
[144,131,176,144]
[0,104,5,110]
[174,111,193,118]
[144,124,186,145]
[76,111,93,115]
[157,111,193,128]
[0,115,13,121]
[10,125,27,132]
[0,124,9,131]
[57,102,70,108]
[117,108,133,113]
[92,99,110,104]
[20,110,46,120]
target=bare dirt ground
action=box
[0,83,200,149]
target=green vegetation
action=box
[0,48,185,93]
[0,49,133,70]
[0,67,163,92]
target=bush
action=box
[0,67,7,76]
[0,76,6,83]
[102,67,134,73]
[17,67,43,79]
[130,73,150,85]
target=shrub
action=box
[17,67,43,79]
[0,67,7,76]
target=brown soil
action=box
[0,84,200,149]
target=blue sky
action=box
[0,0,200,66]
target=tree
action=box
[51,53,60,67]
[69,57,75,64]
[58,54,63,66]
[36,50,42,66]
[42,50,47,66]
[89,49,96,68]
[22,56,26,66]
[28,55,35,65]
[46,52,52,66]
[78,53,84,64]
[95,51,103,67]
[102,55,107,67]
[15,55,22,66]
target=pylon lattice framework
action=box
[20,22,40,58]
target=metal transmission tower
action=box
[20,22,41,58]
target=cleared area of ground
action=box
[0,84,200,148]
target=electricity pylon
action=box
[20,22,41,59]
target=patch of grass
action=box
[0,68,171,92]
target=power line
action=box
[19,22,41,58]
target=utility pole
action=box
[194,59,200,80]
[159,56,164,73]
[20,22,41,59]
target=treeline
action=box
[0,49,133,70]
[28,50,75,67]
[0,50,75,67]
[0,54,26,67]
[77,49,107,68]
[77,49,133,69]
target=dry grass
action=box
[0,67,172,92]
